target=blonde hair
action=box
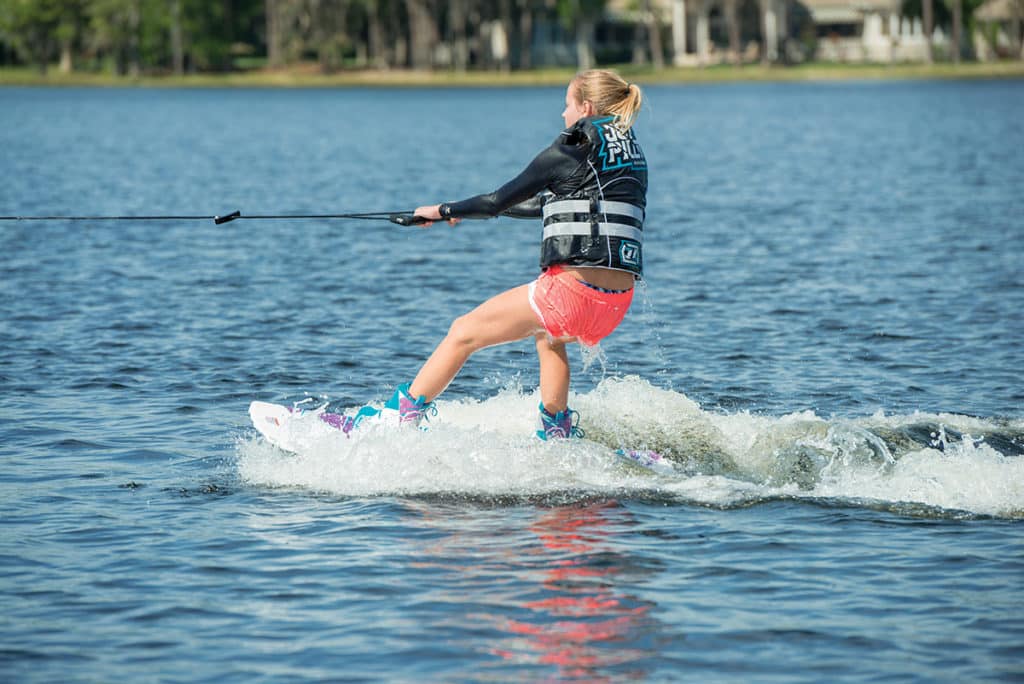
[571,69,643,131]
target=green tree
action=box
[558,0,605,69]
[309,0,350,71]
[55,0,87,72]
[405,0,437,69]
[516,0,535,69]
[169,0,183,74]
[903,0,986,60]
[181,0,235,71]
[0,0,64,72]
[342,0,389,68]
[89,0,145,75]
[632,0,665,68]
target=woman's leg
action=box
[535,334,571,414]
[409,284,543,402]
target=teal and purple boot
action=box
[536,403,585,440]
[315,384,435,435]
[380,383,436,426]
[349,383,435,429]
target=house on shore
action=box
[599,0,958,65]
[802,0,944,62]
[973,0,1024,60]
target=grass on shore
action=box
[2,60,1023,88]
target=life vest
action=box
[540,115,648,277]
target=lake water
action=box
[1,81,1022,682]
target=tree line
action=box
[0,0,636,75]
[0,0,1014,76]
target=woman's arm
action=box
[438,141,586,220]
[500,196,545,219]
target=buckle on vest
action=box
[589,196,600,238]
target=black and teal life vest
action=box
[539,116,648,277]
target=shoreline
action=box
[2,61,1024,88]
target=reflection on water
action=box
[408,501,662,680]
[505,503,657,681]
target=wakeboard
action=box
[249,401,305,453]
[248,400,673,476]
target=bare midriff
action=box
[561,265,635,292]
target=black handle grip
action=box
[214,210,241,225]
[389,213,433,226]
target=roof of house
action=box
[610,0,915,24]
[975,0,1024,21]
[799,0,903,23]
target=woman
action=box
[354,69,647,440]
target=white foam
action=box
[812,438,1024,518]
[238,388,652,498]
[236,375,1024,518]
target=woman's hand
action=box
[414,204,460,227]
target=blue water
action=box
[1,81,1022,682]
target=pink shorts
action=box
[527,265,634,347]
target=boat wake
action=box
[236,376,1024,519]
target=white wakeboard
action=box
[249,400,673,475]
[249,401,303,452]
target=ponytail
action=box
[572,69,644,131]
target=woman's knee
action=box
[446,314,482,351]
[536,333,575,350]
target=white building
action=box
[606,0,958,65]
[803,0,945,61]
[973,0,1024,60]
